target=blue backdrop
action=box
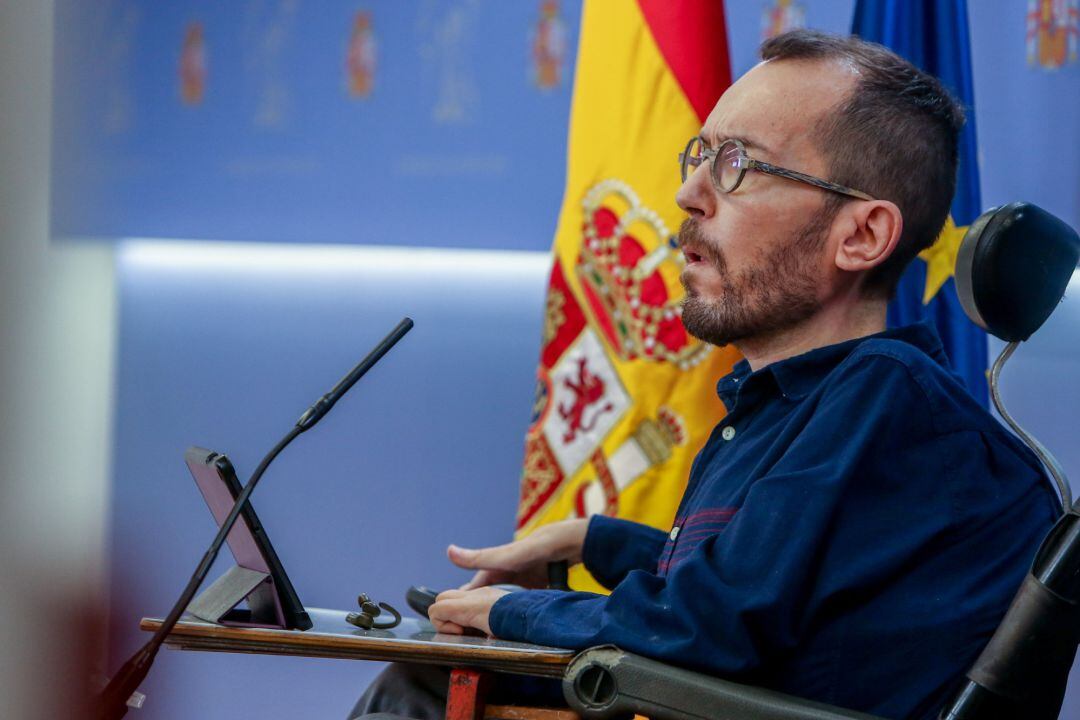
[51,1,1080,245]
[52,0,580,249]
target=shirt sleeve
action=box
[489,354,933,678]
[581,514,669,590]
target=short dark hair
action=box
[760,29,965,299]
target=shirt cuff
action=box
[581,514,667,589]
[581,514,630,574]
[489,590,561,642]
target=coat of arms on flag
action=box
[516,0,739,592]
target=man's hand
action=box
[428,587,510,636]
[448,518,590,590]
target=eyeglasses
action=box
[679,136,874,201]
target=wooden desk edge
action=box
[140,618,573,678]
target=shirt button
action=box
[721,426,736,441]
[669,526,680,541]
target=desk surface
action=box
[141,608,576,677]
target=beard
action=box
[678,207,833,347]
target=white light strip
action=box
[117,240,1080,296]
[118,238,552,279]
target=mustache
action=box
[677,218,724,269]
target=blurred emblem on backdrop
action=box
[180,21,207,106]
[1027,0,1079,69]
[103,4,138,134]
[532,0,568,89]
[516,0,740,593]
[346,10,376,98]
[246,0,298,129]
[762,0,807,42]
[420,0,481,125]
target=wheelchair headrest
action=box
[954,202,1080,342]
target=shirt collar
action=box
[715,321,948,408]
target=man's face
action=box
[675,58,856,347]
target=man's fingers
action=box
[431,593,477,628]
[429,596,466,632]
[436,589,465,602]
[459,570,500,591]
[431,618,465,635]
[446,544,484,569]
[447,542,516,570]
[430,587,505,638]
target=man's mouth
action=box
[676,219,713,267]
[682,247,706,264]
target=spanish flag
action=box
[516,0,739,592]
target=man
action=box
[353,30,1058,720]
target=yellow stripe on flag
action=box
[517,0,740,593]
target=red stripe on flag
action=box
[637,0,732,123]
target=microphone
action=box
[97,317,413,720]
[297,317,413,431]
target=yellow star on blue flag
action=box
[918,215,967,305]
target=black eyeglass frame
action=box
[679,136,874,202]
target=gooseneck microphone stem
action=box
[297,318,415,431]
[97,318,413,720]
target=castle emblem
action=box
[762,0,806,42]
[1027,0,1079,69]
[346,11,376,98]
[180,21,207,105]
[532,0,567,89]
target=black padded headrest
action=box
[954,202,1080,342]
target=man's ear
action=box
[834,200,903,273]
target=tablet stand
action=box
[186,565,286,628]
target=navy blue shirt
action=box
[490,322,1059,719]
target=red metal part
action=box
[446,667,491,720]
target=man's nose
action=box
[675,163,715,220]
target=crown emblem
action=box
[576,179,711,369]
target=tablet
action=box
[185,446,312,631]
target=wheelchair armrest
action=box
[562,646,885,720]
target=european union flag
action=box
[853,0,987,406]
